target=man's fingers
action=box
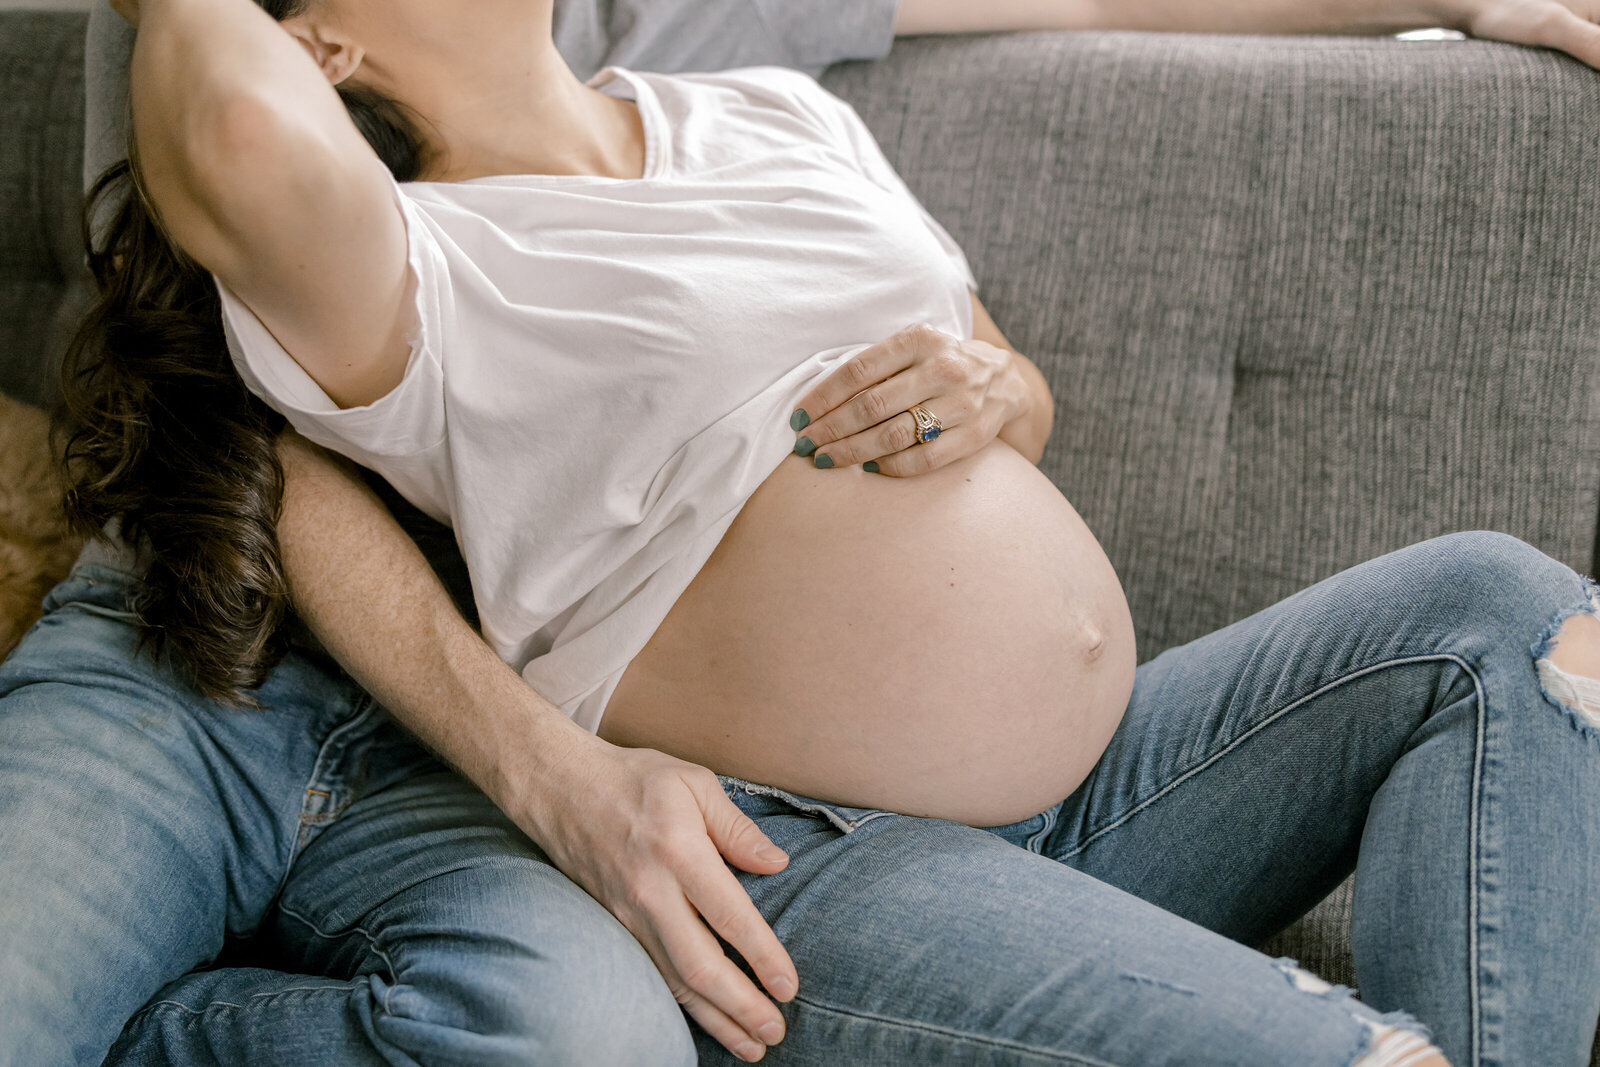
[681,782,799,1001]
[634,923,773,1063]
[701,786,789,874]
[677,846,799,1004]
[1473,0,1600,68]
[646,886,790,1050]
[1536,7,1600,67]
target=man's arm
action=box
[895,0,1600,69]
[274,433,800,1061]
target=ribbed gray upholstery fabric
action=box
[4,12,1600,1058]
[0,12,89,410]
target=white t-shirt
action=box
[218,65,976,732]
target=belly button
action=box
[1082,622,1106,659]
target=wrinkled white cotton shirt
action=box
[218,65,976,731]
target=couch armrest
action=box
[822,33,1600,660]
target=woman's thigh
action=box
[709,779,1424,1067]
[1031,532,1600,1065]
[1036,532,1596,934]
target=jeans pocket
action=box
[718,774,896,834]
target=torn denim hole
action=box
[1531,576,1600,733]
[1268,959,1440,1067]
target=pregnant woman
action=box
[62,0,1600,1063]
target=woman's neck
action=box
[358,24,645,184]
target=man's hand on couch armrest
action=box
[894,0,1600,70]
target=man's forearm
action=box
[894,0,1449,37]
[275,433,594,820]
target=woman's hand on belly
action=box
[524,736,799,1061]
[789,321,1031,475]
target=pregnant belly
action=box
[601,439,1136,826]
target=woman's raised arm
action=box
[120,0,413,408]
[274,434,802,1063]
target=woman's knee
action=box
[1376,531,1588,638]
[1388,531,1600,733]
[1397,530,1573,603]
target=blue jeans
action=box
[0,559,696,1067]
[704,532,1600,1067]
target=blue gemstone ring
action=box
[909,404,943,444]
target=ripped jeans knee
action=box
[1533,576,1600,731]
[1273,960,1446,1067]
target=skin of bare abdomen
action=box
[600,439,1138,827]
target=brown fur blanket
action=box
[0,394,84,661]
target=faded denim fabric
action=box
[0,562,694,1067]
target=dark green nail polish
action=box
[814,454,834,469]
[790,409,810,431]
[863,461,880,473]
[794,436,817,457]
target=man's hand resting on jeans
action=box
[521,738,798,1062]
[274,433,796,1063]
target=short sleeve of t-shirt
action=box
[772,70,979,293]
[214,171,451,464]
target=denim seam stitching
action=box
[1056,653,1477,862]
[127,984,356,1024]
[278,695,382,881]
[275,900,400,1014]
[788,991,1118,1066]
[1466,657,1486,1067]
[1057,650,1489,1065]
[1056,655,1478,863]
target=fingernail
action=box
[814,454,834,469]
[790,409,810,431]
[793,436,816,457]
[735,1040,764,1062]
[758,842,788,862]
[758,1021,785,1044]
[769,974,797,1000]
[863,461,880,473]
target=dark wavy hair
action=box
[59,0,430,705]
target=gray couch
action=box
[5,9,1599,1059]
